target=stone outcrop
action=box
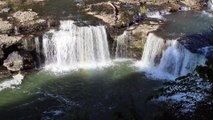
[2,50,35,72]
[0,18,13,34]
[12,11,38,23]
[86,2,115,26]
[0,34,23,48]
[12,11,47,34]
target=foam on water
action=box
[0,74,24,91]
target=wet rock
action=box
[178,28,213,58]
[0,18,13,34]
[3,51,23,72]
[0,67,11,79]
[20,51,35,70]
[0,34,23,48]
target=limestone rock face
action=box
[3,51,23,71]
[86,2,115,26]
[0,34,23,48]
[12,11,47,34]
[12,11,38,23]
[0,18,13,34]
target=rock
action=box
[0,67,11,79]
[20,51,35,70]
[0,1,7,9]
[0,48,4,59]
[0,8,10,13]
[182,0,205,9]
[3,51,23,72]
[0,18,13,34]
[12,11,38,23]
[86,2,115,25]
[12,11,48,34]
[18,19,47,34]
[0,34,23,48]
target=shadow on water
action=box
[0,62,162,120]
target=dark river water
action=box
[0,61,162,120]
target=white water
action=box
[146,10,170,20]
[14,26,20,35]
[208,0,213,10]
[42,21,111,72]
[180,6,191,11]
[0,74,24,91]
[115,31,130,58]
[35,37,40,54]
[136,33,206,80]
[35,37,42,67]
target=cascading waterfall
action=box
[42,20,111,72]
[208,0,213,10]
[115,31,130,58]
[137,33,206,80]
[35,37,42,67]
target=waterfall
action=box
[42,20,111,72]
[137,33,206,80]
[35,37,41,54]
[14,26,20,35]
[208,0,213,10]
[115,31,130,58]
[35,37,42,67]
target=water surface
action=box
[0,61,162,120]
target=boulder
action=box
[12,11,48,34]
[0,18,13,34]
[3,51,23,71]
[0,34,23,48]
[12,11,38,23]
